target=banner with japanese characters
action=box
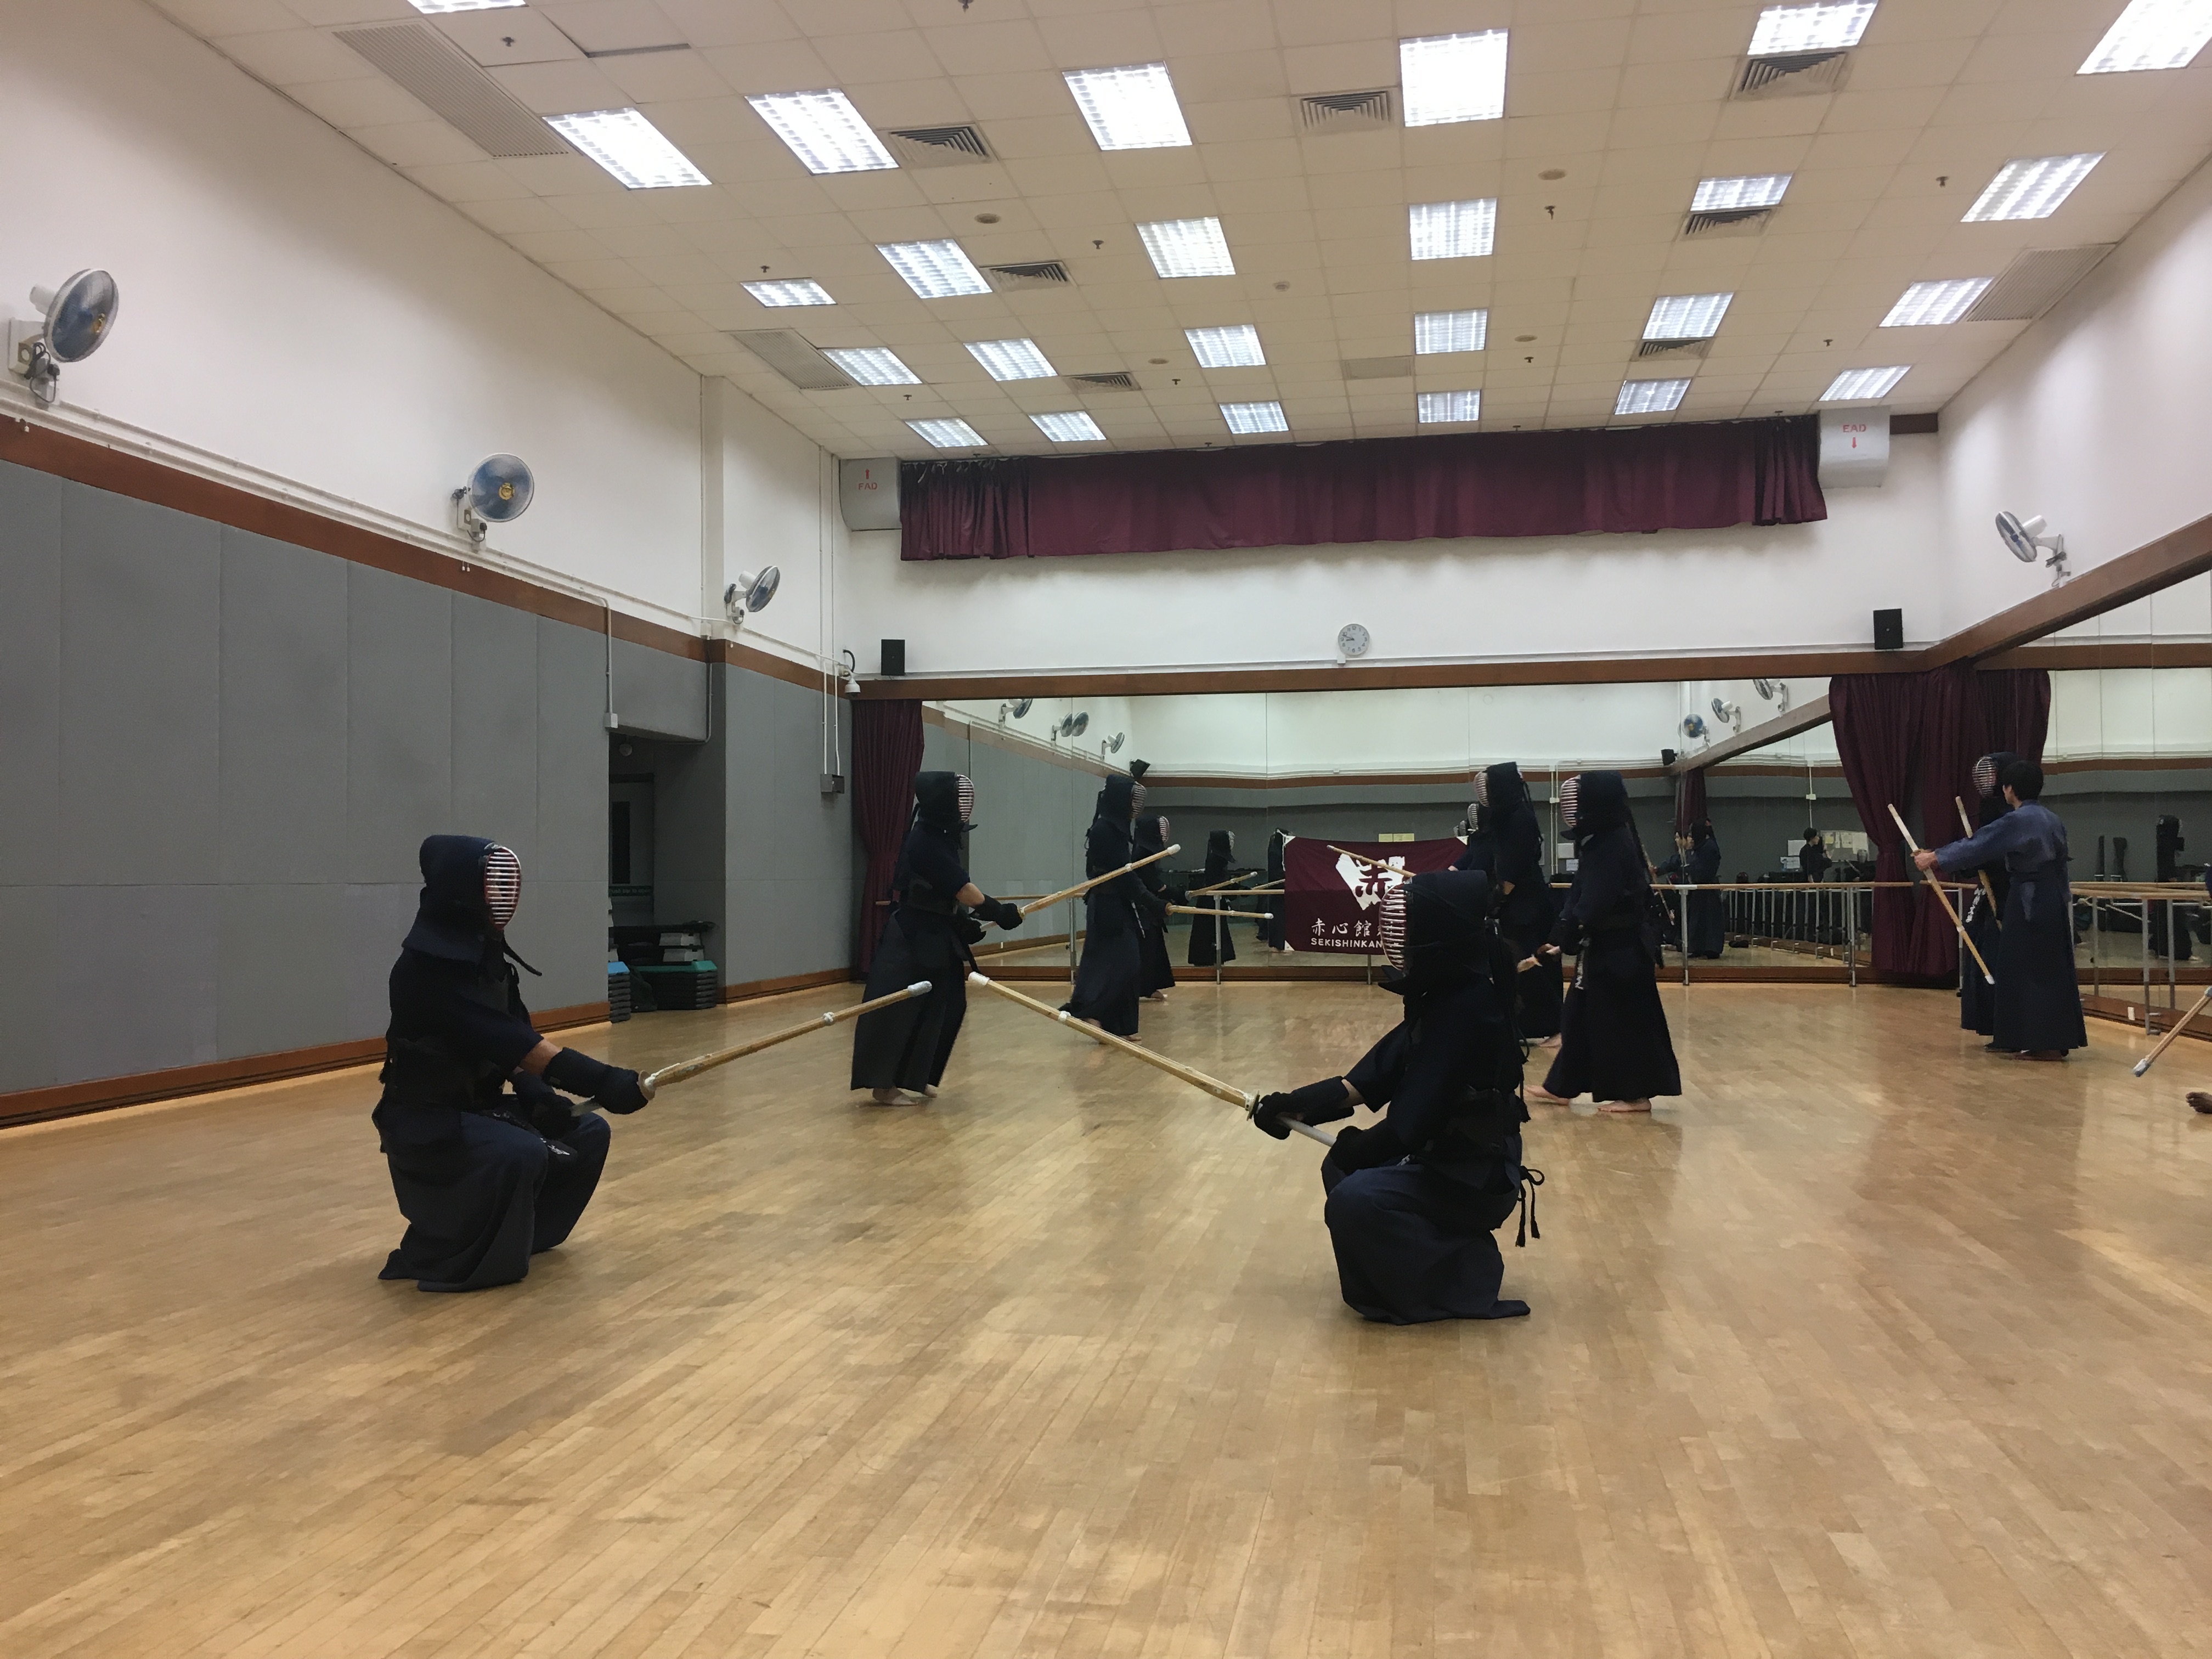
[1279,835,1464,955]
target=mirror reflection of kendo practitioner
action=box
[1064,774,1157,1034]
[1454,797,1498,879]
[1187,828,1239,967]
[374,836,650,1293]
[1251,870,1541,1324]
[850,772,1023,1105]
[1955,753,2017,1041]
[1133,810,1177,1002]
[1481,763,1561,1044]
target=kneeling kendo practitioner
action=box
[1251,870,1542,1324]
[850,772,1024,1104]
[375,836,651,1293]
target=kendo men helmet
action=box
[484,844,522,929]
[1558,774,1582,833]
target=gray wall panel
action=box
[536,618,606,885]
[59,488,222,885]
[219,528,348,883]
[343,882,419,1041]
[517,879,609,1013]
[0,462,64,889]
[218,883,350,1056]
[0,887,58,1091]
[346,563,453,884]
[53,884,219,1078]
[450,593,541,863]
[613,636,706,741]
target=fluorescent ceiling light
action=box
[965,338,1056,381]
[1881,278,1991,326]
[545,109,709,189]
[744,279,834,307]
[907,419,985,448]
[1821,366,1910,400]
[1417,391,1482,424]
[1409,199,1497,260]
[1031,412,1107,443]
[1616,379,1690,415]
[1137,218,1235,278]
[877,240,991,298]
[1747,2,1877,54]
[1415,309,1488,353]
[2081,0,2212,71]
[1220,400,1289,435]
[1063,63,1192,150]
[1692,174,1792,211]
[1185,325,1266,368]
[1643,292,1734,340]
[745,90,898,174]
[1400,32,1509,125]
[409,1,523,12]
[822,347,920,385]
[1961,153,2104,221]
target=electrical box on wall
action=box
[839,458,900,531]
[1818,407,1890,489]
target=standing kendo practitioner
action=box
[1133,808,1177,1002]
[1531,772,1681,1112]
[1954,753,2016,1041]
[1187,828,1240,967]
[1251,870,1541,1324]
[1454,797,1498,879]
[1481,763,1561,1046]
[1264,828,1291,952]
[1684,817,1726,959]
[1914,757,2087,1060]
[374,836,650,1293]
[1065,773,1158,1034]
[851,772,1025,1104]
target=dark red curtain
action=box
[851,699,923,972]
[1674,767,1707,836]
[901,416,1824,560]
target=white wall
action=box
[0,0,702,626]
[709,377,840,672]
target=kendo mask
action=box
[1973,752,2020,799]
[1379,870,1493,988]
[913,771,976,833]
[403,833,524,963]
[484,844,521,930]
[1558,774,1582,834]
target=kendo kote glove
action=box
[979,897,1025,930]
[542,1048,651,1114]
[1251,1077,1355,1139]
[1325,1122,1405,1172]
[511,1068,586,1134]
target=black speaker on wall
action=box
[881,639,906,676]
[1872,608,1904,651]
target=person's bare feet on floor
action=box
[1598,1098,1653,1114]
[1525,1086,1574,1105]
[1538,1034,1562,1050]
[869,1087,919,1105]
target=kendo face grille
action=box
[1973,756,1999,797]
[484,844,522,929]
[1379,888,1410,970]
[1558,775,1582,833]
[955,775,975,825]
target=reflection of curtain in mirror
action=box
[853,700,924,971]
[1674,768,1706,836]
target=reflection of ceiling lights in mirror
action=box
[1643,292,1733,339]
[1616,378,1689,415]
[1220,400,1289,434]
[1417,390,1481,424]
[1030,411,1105,442]
[1186,324,1265,367]
[1961,154,2104,221]
[1692,174,1791,210]
[743,279,834,307]
[2079,0,2212,72]
[1881,278,1991,325]
[1137,218,1235,278]
[1063,64,1192,150]
[544,110,709,189]
[1409,199,1496,259]
[876,239,991,297]
[965,337,1056,380]
[745,90,899,173]
[1414,309,1487,353]
[1399,31,1509,124]
[1821,365,1909,400]
[822,346,919,385]
[1747,2,1876,55]
[906,418,985,448]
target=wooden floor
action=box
[7,984,2212,1658]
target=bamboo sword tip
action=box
[2133,1058,2151,1076]
[907,980,932,995]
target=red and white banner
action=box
[1280,835,1464,955]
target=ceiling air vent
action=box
[1341,356,1414,380]
[882,125,995,167]
[727,330,855,391]
[1296,88,1396,136]
[1733,49,1852,99]
[1683,206,1774,239]
[1068,371,1139,391]
[1965,245,2115,322]
[984,261,1071,291]
[1637,338,1712,360]
[335,24,571,157]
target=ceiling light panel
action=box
[1186,325,1266,368]
[1064,63,1192,150]
[1032,412,1107,443]
[1961,154,2105,222]
[1747,2,1877,55]
[1821,366,1910,400]
[1417,391,1482,424]
[746,90,899,175]
[544,109,708,189]
[2080,0,2212,72]
[966,338,1057,380]
[877,240,991,298]
[1643,292,1734,339]
[1415,310,1488,353]
[1616,379,1690,415]
[1400,32,1509,125]
[1692,174,1792,211]
[744,280,834,307]
[822,347,920,385]
[1138,218,1235,278]
[908,419,985,448]
[1409,199,1497,260]
[409,1,522,11]
[1881,278,1993,325]
[1221,400,1289,435]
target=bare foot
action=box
[921,1085,939,1099]
[1598,1098,1654,1114]
[1538,1035,1562,1050]
[868,1087,907,1106]
[1525,1086,1575,1105]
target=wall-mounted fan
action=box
[8,269,121,407]
[1101,731,1125,758]
[1680,714,1709,744]
[1752,676,1793,714]
[724,566,781,629]
[998,697,1033,723]
[453,454,534,546]
[1711,697,1743,731]
[1997,511,2070,588]
[1052,712,1090,740]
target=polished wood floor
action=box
[7,984,2212,1658]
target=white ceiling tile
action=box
[1279,41,1396,95]
[1032,10,1168,64]
[149,0,301,30]
[486,59,631,114]
[918,18,1054,76]
[695,38,836,93]
[654,0,803,48]
[1171,49,1290,104]
[431,10,580,67]
[596,50,735,103]
[216,25,374,82]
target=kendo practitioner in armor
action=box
[851,772,1024,1104]
[1454,798,1498,879]
[374,836,650,1293]
[1481,763,1561,1043]
[1684,817,1725,959]
[1251,870,1540,1324]
[1264,829,1291,952]
[1916,758,2087,1060]
[1187,828,1240,967]
[1064,774,1157,1035]
[1133,811,1177,1001]
[1953,753,2016,1039]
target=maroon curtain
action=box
[901,415,1825,560]
[851,699,923,972]
[1674,767,1707,836]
